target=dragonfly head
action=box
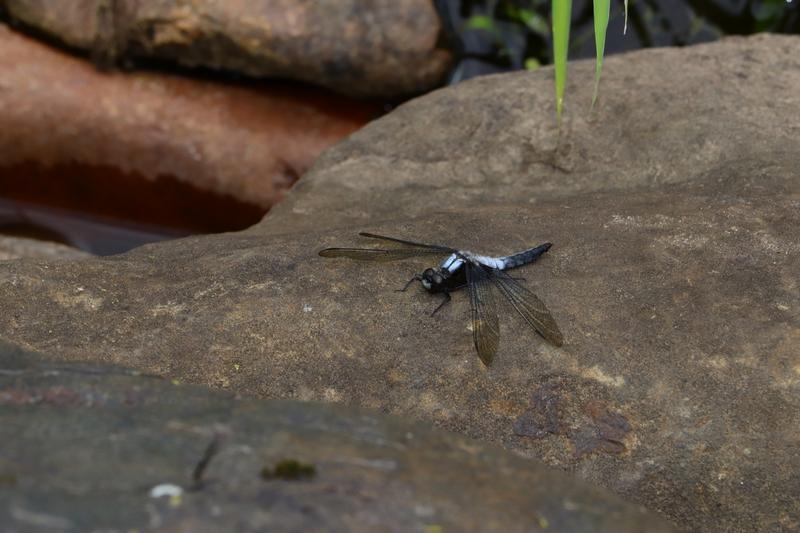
[421,268,445,292]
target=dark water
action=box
[436,0,799,81]
[0,164,267,256]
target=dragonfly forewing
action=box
[318,247,448,261]
[319,233,455,261]
[467,262,500,365]
[358,233,456,252]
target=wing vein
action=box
[491,270,563,346]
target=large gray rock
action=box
[269,33,800,233]
[0,341,673,531]
[0,236,91,261]
[0,0,452,97]
[0,34,798,531]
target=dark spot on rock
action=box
[0,472,17,486]
[512,382,563,438]
[262,459,316,481]
[570,401,632,459]
[585,400,632,443]
[513,379,633,460]
[571,424,627,458]
[192,432,225,490]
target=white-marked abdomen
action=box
[460,252,507,270]
[470,254,506,270]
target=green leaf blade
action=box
[552,0,573,121]
[592,0,611,108]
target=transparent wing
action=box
[490,270,564,347]
[319,233,455,261]
[318,247,449,261]
[358,233,456,252]
[466,262,500,366]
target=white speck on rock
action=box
[414,504,436,517]
[149,483,183,498]
[323,387,342,402]
[563,499,580,511]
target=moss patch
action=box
[261,459,316,481]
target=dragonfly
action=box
[319,233,563,365]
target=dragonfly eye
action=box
[422,268,439,285]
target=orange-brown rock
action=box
[0,23,379,214]
[0,0,452,97]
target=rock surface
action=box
[0,34,799,531]
[0,341,673,531]
[271,33,800,234]
[0,0,451,97]
[0,236,91,261]
[0,23,378,210]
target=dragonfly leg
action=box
[396,274,422,292]
[430,292,451,316]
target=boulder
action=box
[0,236,90,261]
[271,33,800,234]
[0,341,673,531]
[1,34,798,531]
[0,23,378,211]
[0,0,452,97]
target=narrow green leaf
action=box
[552,0,572,121]
[592,0,610,108]
[624,0,629,34]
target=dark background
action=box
[435,0,799,82]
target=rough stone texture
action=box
[0,341,674,532]
[0,236,91,261]
[0,34,799,532]
[269,34,800,234]
[0,23,378,209]
[0,0,452,98]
